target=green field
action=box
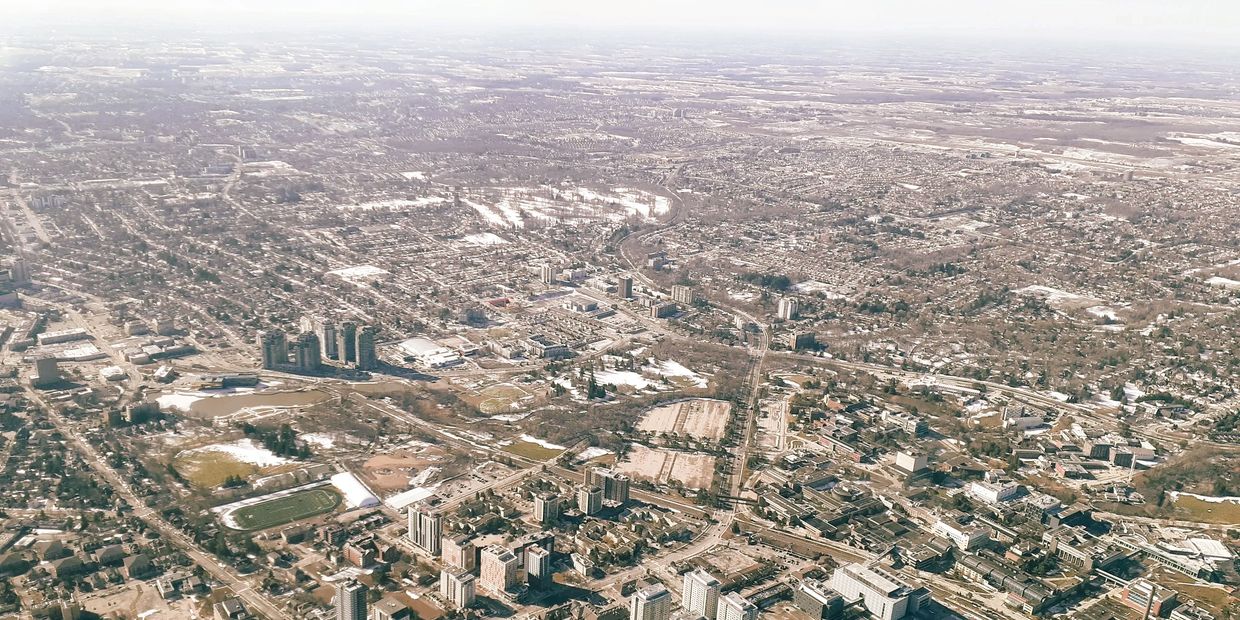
[227,488,342,531]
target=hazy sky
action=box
[6,0,1240,48]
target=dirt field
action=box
[359,443,448,492]
[190,389,330,417]
[476,383,531,414]
[637,399,731,441]
[81,581,199,619]
[616,444,716,489]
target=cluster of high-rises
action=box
[629,569,760,620]
[258,317,378,372]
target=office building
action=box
[335,580,367,620]
[629,584,672,620]
[682,569,721,619]
[442,534,476,571]
[578,485,604,515]
[33,354,60,387]
[480,545,519,594]
[408,503,442,556]
[292,332,321,371]
[441,568,477,608]
[793,579,845,620]
[1120,579,1177,617]
[357,325,378,370]
[338,321,358,365]
[827,563,928,620]
[534,493,561,524]
[716,593,758,620]
[586,467,630,504]
[777,297,800,320]
[372,597,413,620]
[10,256,30,286]
[526,545,552,589]
[258,330,288,370]
[618,275,633,299]
[671,285,695,305]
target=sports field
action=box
[227,488,341,531]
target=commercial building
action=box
[681,569,721,619]
[526,545,552,589]
[335,580,367,620]
[716,593,758,620]
[793,579,844,620]
[372,597,413,620]
[480,545,519,594]
[578,485,604,515]
[827,563,929,620]
[894,451,928,474]
[777,297,800,320]
[441,568,477,608]
[932,519,991,550]
[629,584,672,620]
[970,480,1021,504]
[408,504,443,556]
[534,493,561,524]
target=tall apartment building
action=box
[671,285,695,305]
[33,354,60,387]
[629,585,672,620]
[442,534,476,571]
[578,485,604,515]
[356,325,378,370]
[440,568,476,608]
[526,545,552,589]
[793,579,845,620]
[407,503,442,556]
[533,493,561,524]
[320,320,339,359]
[618,275,634,299]
[586,467,630,504]
[682,569,721,619]
[540,263,556,285]
[334,580,367,620]
[338,321,358,365]
[777,297,800,320]
[292,331,321,371]
[258,330,288,369]
[716,593,758,620]
[480,545,519,594]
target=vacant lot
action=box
[504,440,564,461]
[174,450,261,488]
[228,488,341,531]
[477,384,530,415]
[637,399,731,441]
[616,444,715,489]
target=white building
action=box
[777,297,800,320]
[716,593,758,620]
[827,563,927,620]
[932,519,992,550]
[894,451,928,474]
[969,480,1021,504]
[440,568,476,608]
[408,503,443,555]
[630,585,672,620]
[682,569,721,619]
[334,580,367,620]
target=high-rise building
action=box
[442,534,476,571]
[715,593,758,620]
[321,320,339,360]
[33,354,59,388]
[827,563,928,620]
[671,285,695,305]
[526,545,552,589]
[257,330,288,369]
[533,493,561,524]
[292,332,321,371]
[356,325,378,370]
[578,485,603,515]
[777,297,800,321]
[629,585,672,620]
[586,468,631,504]
[682,569,721,619]
[407,503,442,556]
[540,263,557,285]
[10,256,30,287]
[480,545,519,594]
[335,580,367,620]
[618,275,633,299]
[440,568,477,608]
[793,579,844,620]
[338,321,358,365]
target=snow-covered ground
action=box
[385,483,442,510]
[650,359,708,388]
[463,232,509,246]
[519,434,566,450]
[157,391,209,412]
[179,438,289,467]
[326,265,389,284]
[1205,276,1240,290]
[338,197,446,211]
[575,447,613,462]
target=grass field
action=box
[174,451,258,488]
[227,488,341,531]
[478,384,528,415]
[503,440,564,461]
[1172,495,1240,525]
